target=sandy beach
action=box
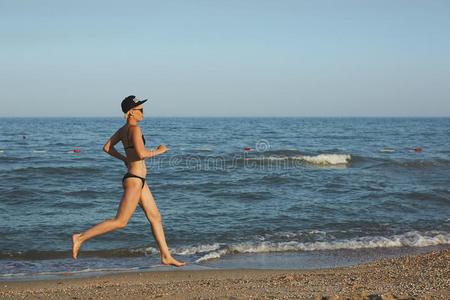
[1,248,449,299]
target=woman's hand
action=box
[157,144,168,154]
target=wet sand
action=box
[1,248,449,299]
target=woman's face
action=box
[130,105,144,121]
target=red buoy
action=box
[244,147,252,151]
[73,149,81,153]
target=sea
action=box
[0,117,449,281]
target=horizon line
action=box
[0,115,449,118]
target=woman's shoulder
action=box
[127,124,142,134]
[118,124,140,134]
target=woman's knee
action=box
[150,212,162,224]
[113,218,128,229]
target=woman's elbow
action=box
[137,152,146,160]
[103,144,110,153]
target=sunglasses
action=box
[132,108,144,113]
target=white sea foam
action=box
[192,231,450,263]
[245,154,351,165]
[195,249,229,262]
[174,243,222,255]
[129,246,158,255]
[292,154,351,165]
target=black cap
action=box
[121,95,148,113]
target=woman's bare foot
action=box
[72,233,82,259]
[161,256,186,267]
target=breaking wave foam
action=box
[292,154,351,165]
[191,231,450,262]
[245,154,351,165]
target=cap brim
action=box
[137,99,148,105]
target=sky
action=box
[0,0,449,117]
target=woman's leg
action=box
[138,183,186,267]
[71,178,142,259]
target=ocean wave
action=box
[2,231,449,262]
[243,154,351,165]
[175,243,222,255]
[167,151,449,170]
[193,230,450,262]
[161,152,353,171]
[161,151,448,170]
[343,155,450,170]
[292,154,351,165]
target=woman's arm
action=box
[129,126,167,160]
[103,129,127,162]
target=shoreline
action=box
[2,244,448,283]
[2,248,449,299]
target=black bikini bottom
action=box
[122,172,146,188]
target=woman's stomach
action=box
[127,160,147,177]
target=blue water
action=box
[0,117,449,280]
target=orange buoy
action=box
[414,147,423,152]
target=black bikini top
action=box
[124,126,146,150]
